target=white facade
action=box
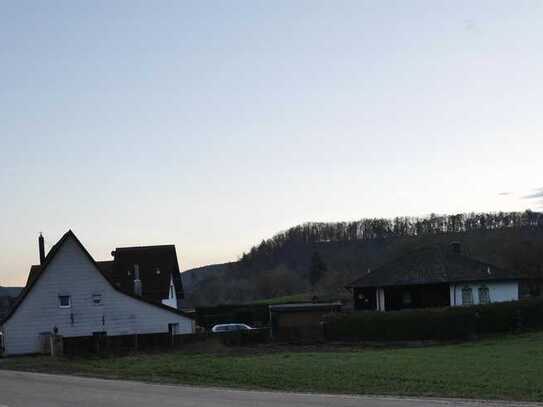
[449,281,519,306]
[161,274,178,309]
[0,234,194,356]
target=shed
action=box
[269,302,342,342]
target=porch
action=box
[353,283,451,311]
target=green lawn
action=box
[2,333,543,401]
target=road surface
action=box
[0,370,540,407]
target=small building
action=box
[0,231,194,356]
[269,302,342,342]
[346,244,542,312]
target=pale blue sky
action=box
[1,1,542,286]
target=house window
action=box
[92,294,102,305]
[402,291,412,305]
[58,295,71,308]
[478,286,490,304]
[461,287,473,305]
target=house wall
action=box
[1,236,193,356]
[449,281,519,306]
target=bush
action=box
[324,298,543,341]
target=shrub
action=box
[323,298,543,341]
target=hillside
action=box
[0,287,22,298]
[181,262,233,303]
[183,211,543,306]
[0,286,22,319]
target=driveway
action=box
[0,370,539,407]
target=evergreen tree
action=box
[309,251,327,289]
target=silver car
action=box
[211,323,253,333]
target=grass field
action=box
[2,333,543,401]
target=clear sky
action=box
[1,1,542,286]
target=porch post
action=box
[376,288,386,312]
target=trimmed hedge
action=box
[323,298,543,341]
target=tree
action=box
[309,251,327,289]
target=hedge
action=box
[323,298,543,341]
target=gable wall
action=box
[1,237,193,355]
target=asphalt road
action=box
[0,370,540,407]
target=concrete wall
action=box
[1,236,193,356]
[449,281,519,306]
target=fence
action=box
[62,328,270,357]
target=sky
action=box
[1,0,542,286]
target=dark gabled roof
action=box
[109,245,184,304]
[96,260,114,276]
[26,265,41,287]
[1,231,193,325]
[346,246,522,289]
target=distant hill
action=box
[184,211,543,306]
[0,286,22,298]
[181,262,233,305]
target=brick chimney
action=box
[39,233,45,265]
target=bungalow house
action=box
[0,231,194,356]
[346,243,542,312]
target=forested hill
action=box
[183,211,543,306]
[0,287,22,298]
[0,286,22,319]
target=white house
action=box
[0,231,194,356]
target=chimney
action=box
[133,264,142,296]
[39,233,46,265]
